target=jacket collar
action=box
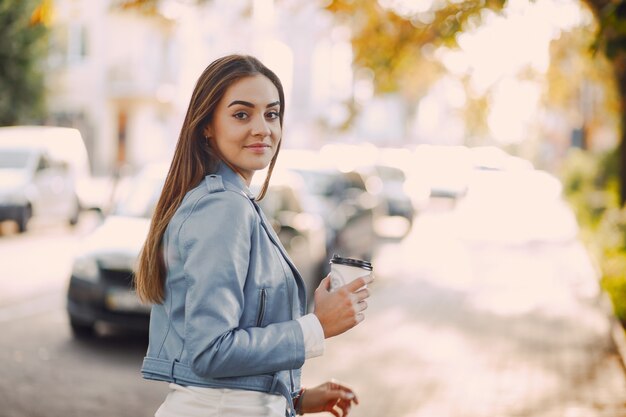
[214,162,256,200]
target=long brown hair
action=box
[135,54,285,304]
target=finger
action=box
[337,400,351,416]
[337,386,358,405]
[349,293,359,308]
[353,288,370,301]
[328,379,354,393]
[328,384,359,405]
[352,300,368,315]
[345,275,371,292]
[318,275,331,291]
[327,389,355,401]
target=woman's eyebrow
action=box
[228,100,281,108]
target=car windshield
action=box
[291,169,341,197]
[113,173,164,219]
[0,149,33,169]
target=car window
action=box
[292,169,340,197]
[0,149,34,169]
[113,174,164,219]
[261,186,302,215]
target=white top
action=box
[297,313,326,359]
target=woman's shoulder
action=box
[176,175,256,220]
[168,175,258,252]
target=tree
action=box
[324,0,506,91]
[586,0,626,204]
[545,24,619,150]
[0,0,49,125]
[323,0,626,204]
[121,0,626,201]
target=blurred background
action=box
[4,0,626,416]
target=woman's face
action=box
[204,75,281,184]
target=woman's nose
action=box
[251,116,271,137]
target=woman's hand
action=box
[313,275,372,338]
[299,381,358,416]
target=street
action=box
[1,198,626,417]
[303,199,626,417]
[0,215,169,417]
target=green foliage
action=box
[601,252,626,323]
[0,0,48,125]
[591,0,626,59]
[561,149,608,229]
[545,25,620,138]
[560,147,626,322]
[323,0,506,95]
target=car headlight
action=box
[71,256,99,282]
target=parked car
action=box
[469,146,534,172]
[413,144,472,199]
[253,170,327,304]
[276,150,378,265]
[67,163,330,336]
[356,164,415,238]
[0,145,80,231]
[281,169,377,268]
[0,126,94,209]
[66,164,165,336]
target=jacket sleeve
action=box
[179,190,305,379]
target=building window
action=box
[48,23,88,68]
[67,24,88,64]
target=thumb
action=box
[318,275,331,291]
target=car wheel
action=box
[17,205,31,233]
[69,316,95,338]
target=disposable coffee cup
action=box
[329,254,373,292]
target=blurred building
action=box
[44,0,366,175]
[46,0,178,175]
[177,0,355,149]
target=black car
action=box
[286,167,377,272]
[66,164,165,336]
[67,163,332,336]
[253,170,328,305]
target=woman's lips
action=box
[244,143,271,153]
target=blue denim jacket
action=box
[141,163,308,417]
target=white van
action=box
[0,126,92,231]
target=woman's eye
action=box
[266,111,279,120]
[233,112,248,120]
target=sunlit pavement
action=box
[3,193,626,417]
[302,198,626,417]
[0,213,100,308]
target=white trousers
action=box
[155,383,287,417]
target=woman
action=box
[135,54,372,417]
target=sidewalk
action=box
[302,209,626,417]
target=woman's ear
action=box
[203,125,213,140]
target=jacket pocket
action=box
[256,288,267,327]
